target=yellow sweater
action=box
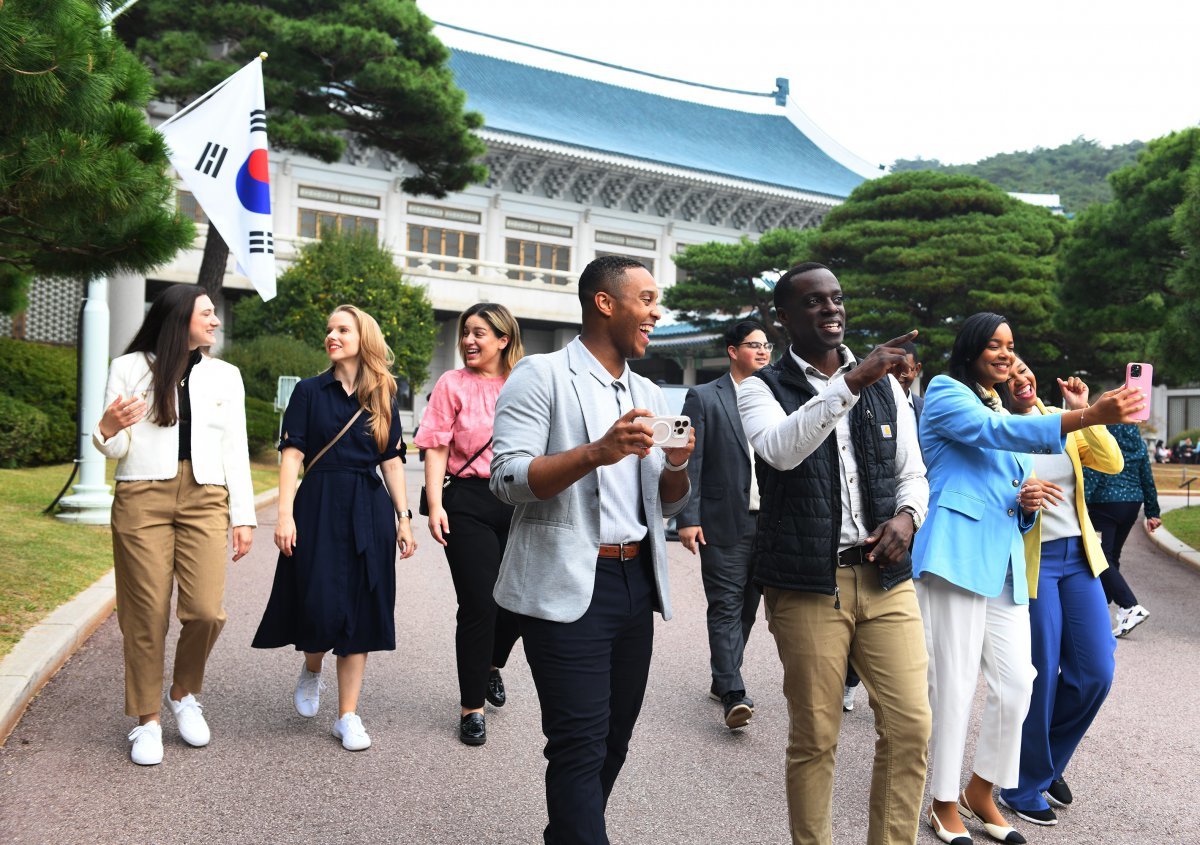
[1023,400,1123,599]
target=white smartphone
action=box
[1124,362,1153,422]
[644,415,691,448]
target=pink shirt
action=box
[413,367,505,478]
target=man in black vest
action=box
[738,263,931,845]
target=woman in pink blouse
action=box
[415,303,525,746]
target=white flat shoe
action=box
[929,807,973,845]
[959,791,1026,844]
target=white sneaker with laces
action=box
[842,685,856,712]
[332,712,371,751]
[166,693,211,747]
[1116,604,1150,637]
[128,721,164,766]
[294,665,323,718]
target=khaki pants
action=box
[764,566,931,845]
[111,462,229,717]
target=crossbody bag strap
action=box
[445,436,494,485]
[306,407,365,472]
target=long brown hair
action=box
[457,302,525,375]
[330,305,397,453]
[124,284,207,427]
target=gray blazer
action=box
[490,340,690,623]
[677,373,753,546]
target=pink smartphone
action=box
[1124,362,1153,422]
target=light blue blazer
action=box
[490,340,689,623]
[911,375,1065,604]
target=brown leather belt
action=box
[597,542,641,561]
[838,545,869,567]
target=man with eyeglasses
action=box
[678,320,772,728]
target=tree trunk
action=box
[197,226,229,304]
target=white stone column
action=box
[57,276,114,524]
[107,270,146,356]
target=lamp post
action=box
[54,0,141,525]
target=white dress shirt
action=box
[738,346,928,552]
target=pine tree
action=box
[0,0,194,314]
[117,0,489,298]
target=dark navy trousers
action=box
[1001,536,1116,811]
[520,553,655,845]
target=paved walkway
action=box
[1,465,1198,843]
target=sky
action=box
[417,0,1200,168]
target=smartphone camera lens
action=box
[1131,364,1142,377]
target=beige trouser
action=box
[110,462,229,717]
[764,566,931,845]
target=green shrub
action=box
[0,394,51,468]
[219,334,329,404]
[0,338,76,464]
[245,396,279,460]
[1170,428,1200,449]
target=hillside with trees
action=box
[891,137,1146,214]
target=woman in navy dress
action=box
[253,305,416,751]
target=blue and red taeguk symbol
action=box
[235,148,271,214]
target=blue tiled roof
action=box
[448,51,865,200]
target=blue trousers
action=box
[1001,536,1115,811]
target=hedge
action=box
[219,335,328,404]
[0,393,51,467]
[0,338,77,464]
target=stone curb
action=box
[0,487,280,747]
[1146,513,1200,575]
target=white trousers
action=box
[916,572,1036,801]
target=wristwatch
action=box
[397,509,413,520]
[897,505,920,529]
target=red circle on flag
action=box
[247,148,270,182]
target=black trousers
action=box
[520,553,655,845]
[442,477,522,709]
[1088,500,1142,608]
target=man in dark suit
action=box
[678,320,771,728]
[896,340,924,421]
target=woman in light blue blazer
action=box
[913,313,1142,845]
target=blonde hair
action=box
[330,305,397,453]
[457,303,525,375]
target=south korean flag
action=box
[158,56,277,301]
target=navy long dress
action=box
[253,370,403,656]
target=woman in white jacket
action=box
[93,284,255,766]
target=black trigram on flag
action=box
[249,231,275,255]
[194,141,229,177]
[250,109,267,134]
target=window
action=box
[674,243,691,284]
[177,191,208,224]
[298,185,380,210]
[407,224,479,272]
[595,231,656,251]
[408,202,481,225]
[507,217,573,238]
[506,238,571,282]
[298,209,378,239]
[595,251,654,275]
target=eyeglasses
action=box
[738,342,774,351]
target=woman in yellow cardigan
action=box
[996,360,1123,829]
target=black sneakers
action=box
[1044,777,1073,808]
[721,690,753,729]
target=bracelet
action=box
[664,458,689,472]
[1080,406,1087,428]
[396,509,413,520]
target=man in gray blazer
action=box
[491,255,693,845]
[678,320,771,729]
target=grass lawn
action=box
[1163,506,1200,551]
[1151,462,1199,493]
[0,461,277,659]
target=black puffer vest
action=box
[751,354,910,597]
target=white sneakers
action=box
[842,685,857,712]
[332,712,371,751]
[294,665,323,718]
[127,721,163,766]
[166,693,211,747]
[1114,604,1150,637]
